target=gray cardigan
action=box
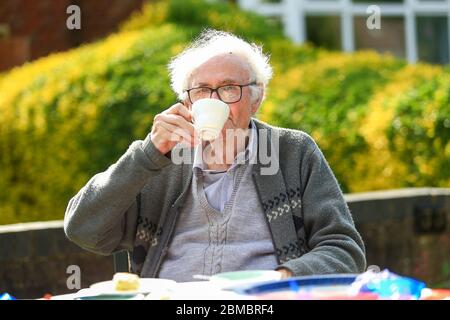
[64,118,366,277]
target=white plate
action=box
[75,278,177,298]
[166,282,249,300]
[209,270,282,289]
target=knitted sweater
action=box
[64,118,366,277]
[157,163,279,281]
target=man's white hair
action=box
[168,29,273,103]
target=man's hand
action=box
[277,268,293,279]
[151,103,199,155]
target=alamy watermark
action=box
[170,128,280,176]
[66,5,81,30]
[66,265,81,290]
[366,5,381,30]
[65,4,381,32]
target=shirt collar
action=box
[193,119,257,172]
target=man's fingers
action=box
[159,126,190,145]
[157,113,196,136]
[150,102,198,154]
[159,121,194,144]
[164,102,193,122]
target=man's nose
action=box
[210,90,221,100]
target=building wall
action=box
[0,0,144,72]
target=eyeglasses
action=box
[185,82,257,104]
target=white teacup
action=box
[191,98,230,141]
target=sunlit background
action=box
[0,0,449,298]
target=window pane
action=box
[306,16,341,50]
[417,16,449,65]
[354,17,406,59]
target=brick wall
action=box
[0,0,144,72]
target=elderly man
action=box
[64,30,366,282]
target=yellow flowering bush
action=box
[260,52,449,192]
[385,68,450,188]
[260,51,406,191]
[0,25,190,224]
[352,64,444,191]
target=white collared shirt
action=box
[192,119,257,212]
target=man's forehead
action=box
[190,54,251,86]
[195,78,241,86]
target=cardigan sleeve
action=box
[279,143,366,275]
[64,134,172,255]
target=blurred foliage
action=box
[121,0,319,72]
[121,0,285,41]
[385,69,450,187]
[0,25,187,224]
[262,51,405,191]
[0,0,449,224]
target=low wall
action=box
[346,188,450,288]
[1,188,449,298]
[0,221,114,299]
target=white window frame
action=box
[238,0,450,63]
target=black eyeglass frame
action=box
[185,81,257,104]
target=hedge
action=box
[0,25,189,224]
[260,52,448,192]
[0,0,448,224]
